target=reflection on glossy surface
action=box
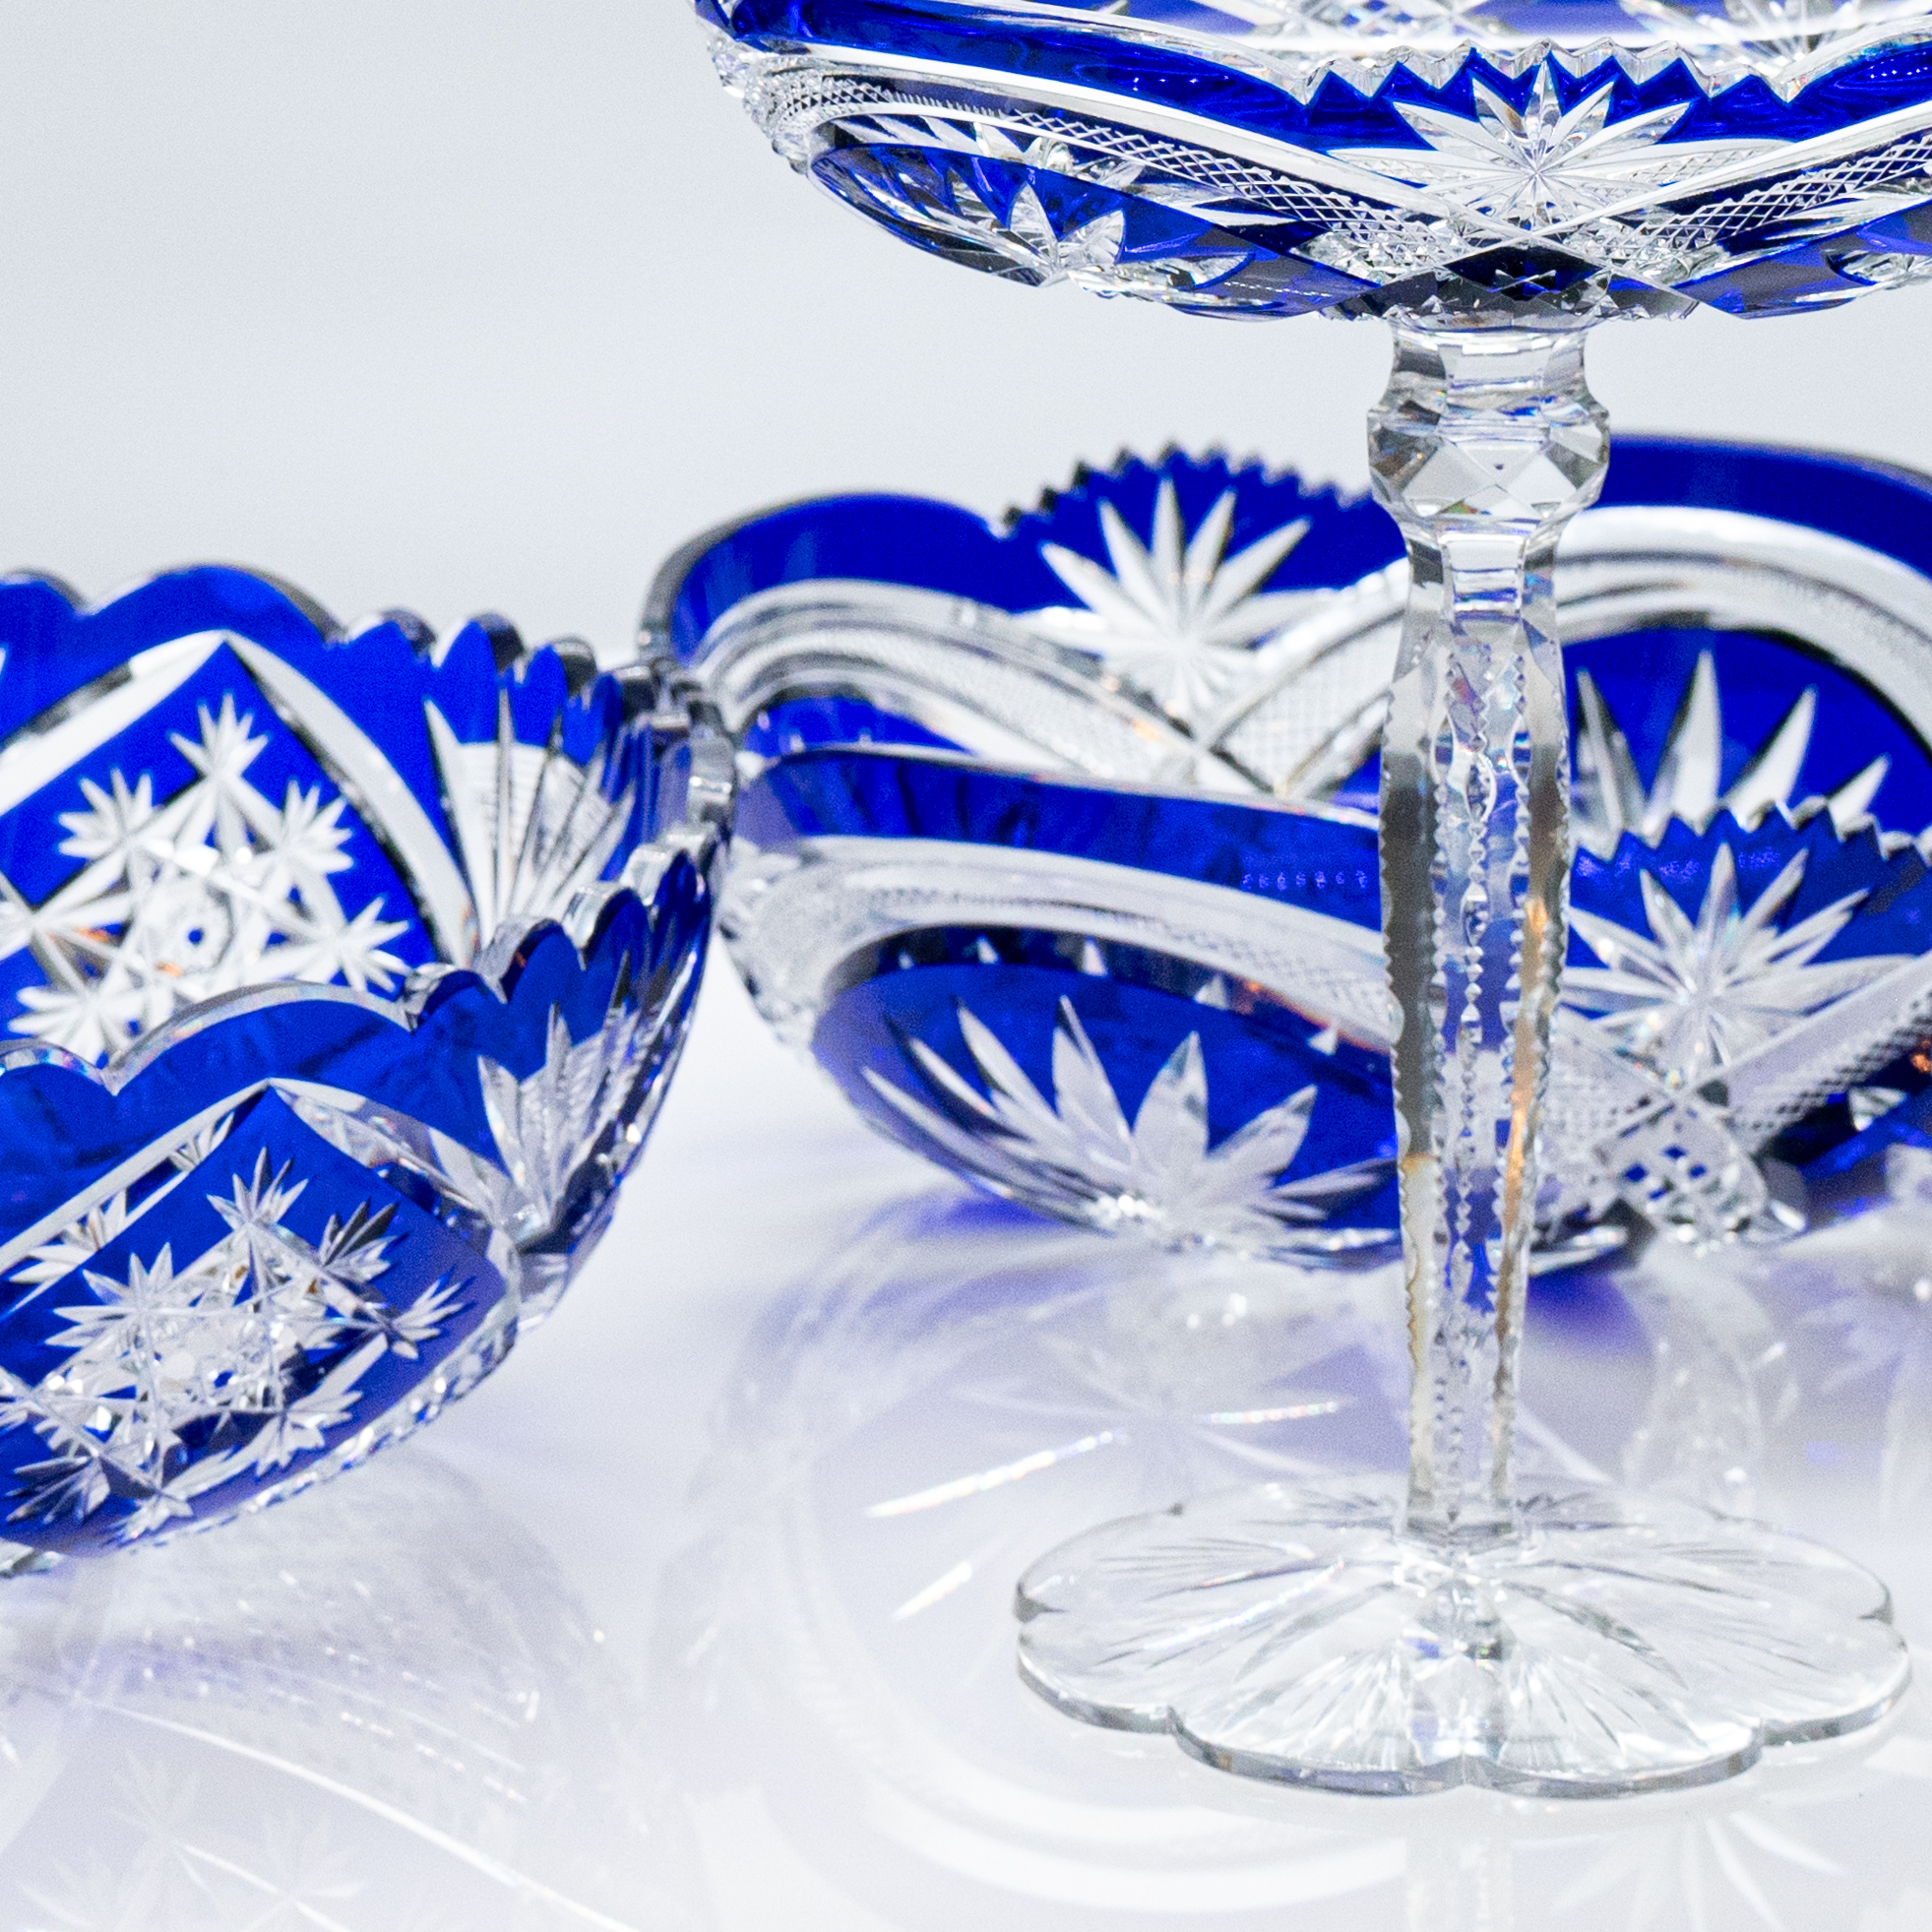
[0,1447,703,1931]
[664,1191,1932,1924]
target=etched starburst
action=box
[0,694,410,1063]
[1565,844,1901,1090]
[18,1758,393,1932]
[0,1148,465,1542]
[864,995,1388,1260]
[1022,478,1322,726]
[1345,69,1773,227]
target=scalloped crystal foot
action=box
[1015,1479,1909,1797]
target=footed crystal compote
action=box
[697,0,1932,1790]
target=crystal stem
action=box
[1368,321,1608,1542]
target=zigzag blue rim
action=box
[652,436,1932,660]
[706,0,1932,154]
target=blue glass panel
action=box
[740,747,1383,928]
[0,1088,505,1556]
[741,695,966,760]
[815,959,1402,1247]
[1568,811,1932,970]
[1564,626,1932,841]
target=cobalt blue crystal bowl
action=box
[0,566,727,1559]
[700,0,1932,320]
[654,437,1932,1268]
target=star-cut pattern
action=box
[0,695,410,1064]
[1571,649,1893,858]
[1345,68,1775,229]
[1565,843,1902,1090]
[0,1149,464,1543]
[1022,478,1322,727]
[864,995,1390,1261]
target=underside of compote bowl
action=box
[656,437,1932,1270]
[701,0,1932,320]
[0,565,729,1560]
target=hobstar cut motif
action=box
[1567,842,1902,1091]
[2,696,413,1063]
[0,567,727,1557]
[1342,69,1773,227]
[3,1133,467,1546]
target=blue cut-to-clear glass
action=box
[693,0,1932,1786]
[659,437,1932,1266]
[664,434,1932,1790]
[0,565,727,1560]
[701,0,1932,318]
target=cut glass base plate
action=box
[1017,1478,1910,1797]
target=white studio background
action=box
[0,0,1928,657]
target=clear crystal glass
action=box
[698,0,1932,1789]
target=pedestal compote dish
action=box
[695,0,1932,1792]
[0,565,725,1564]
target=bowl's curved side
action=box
[0,572,734,1558]
[727,747,1932,1266]
[663,440,1932,829]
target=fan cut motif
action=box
[426,691,637,961]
